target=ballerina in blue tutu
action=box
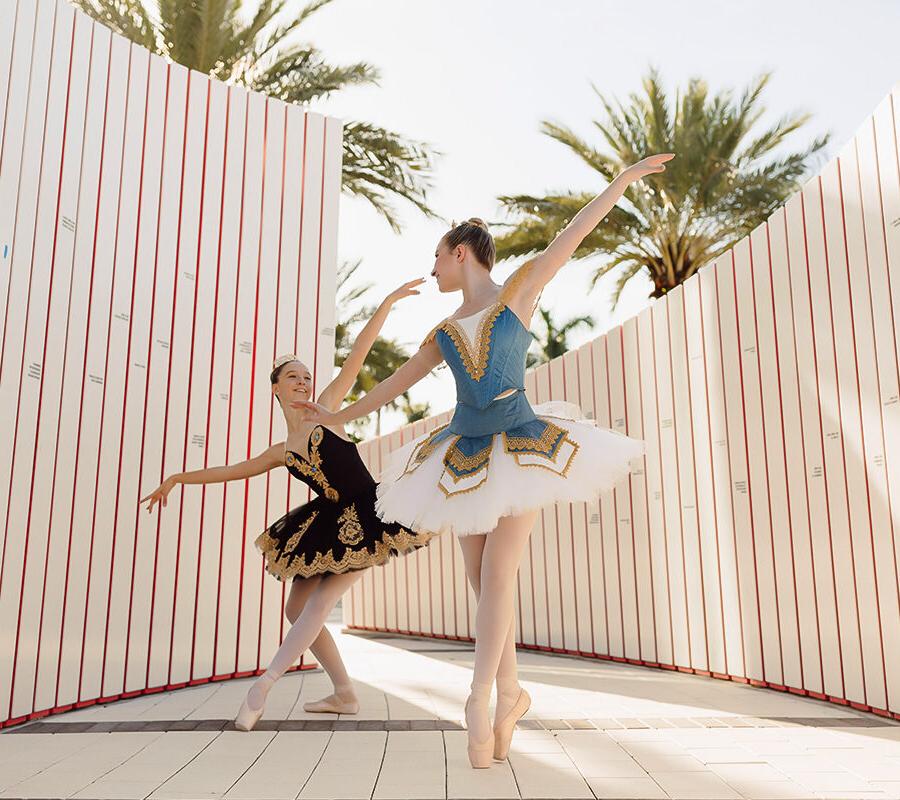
[244,153,673,766]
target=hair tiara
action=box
[272,353,300,372]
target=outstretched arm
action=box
[139,443,284,513]
[317,278,424,411]
[505,154,674,315]
[296,340,443,426]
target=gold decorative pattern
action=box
[255,526,436,581]
[511,437,580,476]
[438,472,490,497]
[498,259,535,302]
[499,260,542,318]
[442,436,492,479]
[337,504,364,546]
[281,510,318,554]
[419,323,442,349]
[285,427,339,501]
[502,421,567,455]
[440,301,504,382]
[402,423,451,476]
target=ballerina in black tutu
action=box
[140,278,433,719]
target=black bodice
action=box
[283,425,375,502]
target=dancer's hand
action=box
[290,399,345,426]
[384,277,425,306]
[140,475,179,513]
[621,153,675,183]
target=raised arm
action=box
[317,278,424,411]
[140,442,285,513]
[504,153,674,316]
[296,339,443,426]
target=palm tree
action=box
[526,306,596,367]
[74,0,436,231]
[333,261,429,437]
[495,70,829,304]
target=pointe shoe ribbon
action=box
[492,687,531,761]
[464,695,495,769]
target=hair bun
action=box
[465,217,488,230]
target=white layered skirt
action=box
[375,401,646,537]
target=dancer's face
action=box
[273,361,312,409]
[431,238,465,292]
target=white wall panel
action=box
[0,0,342,728]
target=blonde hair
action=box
[443,217,495,270]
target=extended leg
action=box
[244,568,366,714]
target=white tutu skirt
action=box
[375,400,646,537]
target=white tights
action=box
[457,511,537,742]
[246,568,365,711]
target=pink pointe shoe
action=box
[234,672,275,731]
[464,694,495,769]
[303,691,360,715]
[492,687,531,760]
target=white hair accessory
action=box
[271,353,300,372]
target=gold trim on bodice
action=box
[285,426,339,502]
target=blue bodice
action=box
[413,298,575,486]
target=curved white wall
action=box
[0,0,342,728]
[350,85,900,722]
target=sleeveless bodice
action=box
[284,425,373,503]
[434,303,533,409]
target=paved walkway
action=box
[3,611,900,800]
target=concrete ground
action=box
[3,605,900,800]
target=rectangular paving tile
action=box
[72,731,219,799]
[373,731,445,800]
[3,732,160,799]
[586,776,667,798]
[0,733,106,794]
[508,749,593,799]
[444,730,520,799]
[226,731,330,800]
[651,770,742,799]
[150,731,275,799]
[299,731,386,800]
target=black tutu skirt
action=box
[254,482,435,581]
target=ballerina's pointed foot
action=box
[492,687,531,761]
[303,687,360,715]
[465,691,495,769]
[235,671,276,731]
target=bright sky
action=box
[297,0,900,433]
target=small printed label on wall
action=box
[27,362,41,379]
[191,434,205,448]
[89,373,104,385]
[320,326,335,336]
[589,513,600,525]
[61,216,75,233]
[733,480,747,494]
[115,312,129,322]
[239,341,252,354]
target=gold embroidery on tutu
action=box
[337,503,365,546]
[255,525,436,580]
[442,437,492,480]
[286,426,339,501]
[502,420,567,455]
[402,423,451,476]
